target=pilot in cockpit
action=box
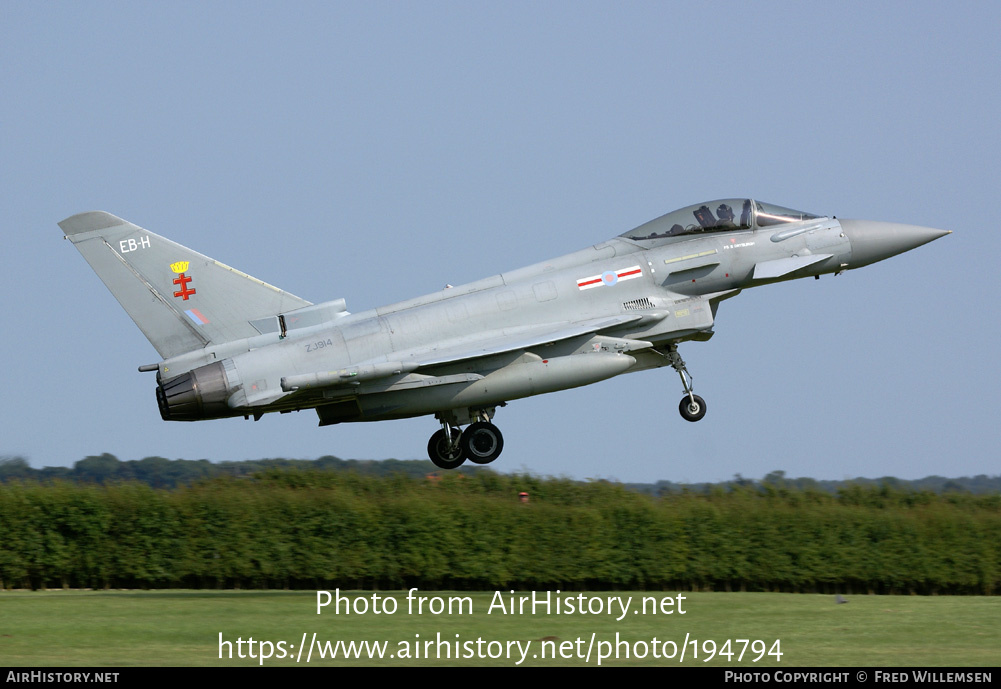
[716,203,736,229]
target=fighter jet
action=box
[59,199,949,469]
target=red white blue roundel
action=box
[577,265,642,290]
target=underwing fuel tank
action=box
[461,351,638,402]
[365,351,638,418]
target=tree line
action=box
[2,455,999,494]
[0,453,439,488]
[0,469,997,593]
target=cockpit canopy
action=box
[621,199,823,245]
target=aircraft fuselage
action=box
[162,215,849,423]
[60,199,948,468]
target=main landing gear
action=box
[427,411,505,469]
[665,344,707,422]
[427,426,465,470]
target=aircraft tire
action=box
[679,394,707,422]
[428,428,466,470]
[461,422,504,464]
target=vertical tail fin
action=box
[59,211,311,359]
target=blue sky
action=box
[3,2,998,483]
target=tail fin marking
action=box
[60,211,311,359]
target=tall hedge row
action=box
[0,472,998,593]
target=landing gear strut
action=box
[426,409,505,469]
[665,344,707,422]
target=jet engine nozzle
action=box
[156,361,234,421]
[840,219,950,268]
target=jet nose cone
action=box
[839,219,951,268]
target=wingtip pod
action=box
[58,211,131,237]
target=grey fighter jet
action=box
[59,199,949,469]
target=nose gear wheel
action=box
[679,394,707,422]
[662,344,708,422]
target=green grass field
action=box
[1,590,997,667]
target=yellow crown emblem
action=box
[170,261,190,274]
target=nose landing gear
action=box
[679,393,707,422]
[664,344,708,422]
